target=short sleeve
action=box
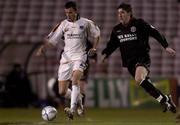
[87,20,100,38]
[47,22,64,46]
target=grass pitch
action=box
[0,108,178,125]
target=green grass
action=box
[0,108,178,125]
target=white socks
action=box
[71,85,80,112]
[63,85,82,112]
[156,95,163,102]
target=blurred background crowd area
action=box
[0,0,180,108]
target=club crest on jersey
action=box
[130,26,136,32]
[79,25,84,29]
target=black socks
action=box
[140,78,166,104]
[81,93,86,105]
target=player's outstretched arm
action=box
[165,47,176,56]
[100,54,107,63]
[36,45,45,56]
[36,39,54,56]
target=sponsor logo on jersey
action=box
[118,33,137,43]
[67,33,83,39]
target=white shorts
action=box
[58,60,88,81]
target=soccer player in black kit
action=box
[101,3,177,113]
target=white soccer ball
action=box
[42,106,57,121]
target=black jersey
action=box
[102,18,169,67]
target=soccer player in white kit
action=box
[36,1,100,120]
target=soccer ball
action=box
[42,106,57,121]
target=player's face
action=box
[117,8,131,25]
[64,7,77,22]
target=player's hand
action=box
[165,47,176,56]
[89,53,97,63]
[88,48,97,57]
[36,45,45,56]
[100,54,107,63]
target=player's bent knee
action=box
[135,77,144,85]
[72,70,83,83]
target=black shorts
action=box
[127,54,150,77]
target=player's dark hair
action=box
[118,3,132,13]
[117,3,133,17]
[64,1,77,10]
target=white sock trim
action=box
[156,95,163,102]
[71,85,80,111]
[165,95,169,101]
[139,78,145,85]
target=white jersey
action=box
[47,17,100,63]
